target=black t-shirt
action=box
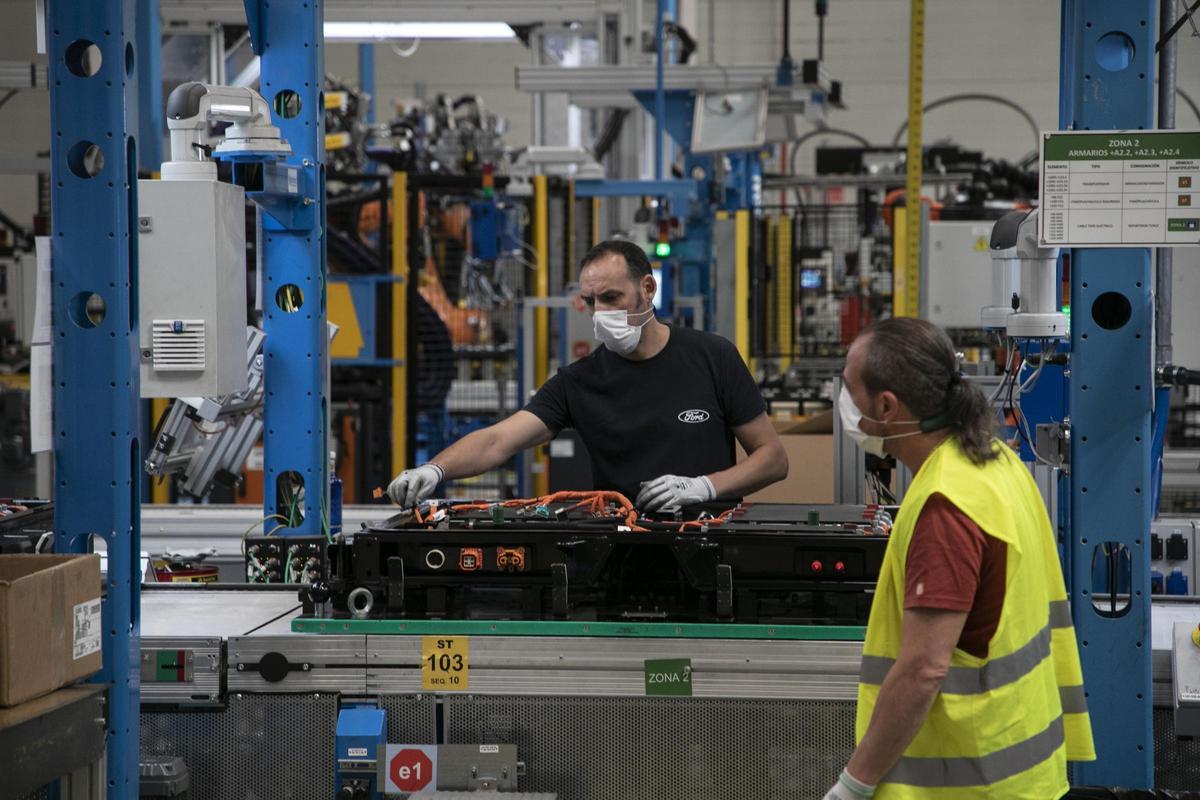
[523,325,766,501]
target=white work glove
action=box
[387,463,444,507]
[635,474,716,512]
[822,769,876,800]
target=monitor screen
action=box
[800,269,823,290]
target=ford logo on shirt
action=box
[678,409,711,424]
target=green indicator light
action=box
[654,241,671,258]
[1061,304,1070,315]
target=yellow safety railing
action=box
[896,0,925,317]
[775,215,794,370]
[391,173,409,476]
[734,209,751,366]
[533,175,550,496]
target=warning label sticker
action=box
[73,599,101,660]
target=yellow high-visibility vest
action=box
[857,437,1095,799]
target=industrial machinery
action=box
[324,74,372,175]
[138,82,287,398]
[987,207,1067,338]
[137,499,893,800]
[368,93,513,176]
[144,328,264,498]
[307,499,891,625]
[130,499,1200,798]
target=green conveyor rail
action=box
[291,616,866,641]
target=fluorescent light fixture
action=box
[323,22,516,40]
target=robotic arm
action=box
[987,208,1066,338]
[162,82,290,178]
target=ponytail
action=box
[945,375,999,464]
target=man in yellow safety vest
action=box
[823,317,1095,800]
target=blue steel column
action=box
[48,0,141,796]
[135,0,162,171]
[654,0,666,181]
[1062,0,1155,786]
[248,0,329,532]
[358,43,375,123]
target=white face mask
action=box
[838,384,927,457]
[593,305,655,355]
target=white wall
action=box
[324,39,533,147]
[0,0,50,230]
[695,0,1200,170]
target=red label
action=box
[389,749,434,792]
[572,341,592,359]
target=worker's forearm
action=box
[429,429,510,481]
[846,660,945,785]
[707,445,787,498]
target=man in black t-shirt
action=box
[388,240,789,511]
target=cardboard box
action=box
[0,554,103,707]
[738,413,835,503]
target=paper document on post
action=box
[30,236,53,452]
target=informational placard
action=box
[1039,130,1200,247]
[644,658,693,696]
[73,599,102,660]
[421,636,469,691]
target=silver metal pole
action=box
[707,0,715,64]
[1156,0,1177,368]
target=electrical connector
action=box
[459,547,483,571]
[496,546,527,572]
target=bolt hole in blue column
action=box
[68,291,106,328]
[276,283,305,312]
[274,89,303,118]
[126,135,138,332]
[1091,291,1131,329]
[1090,542,1132,617]
[277,471,307,526]
[1095,31,1135,71]
[67,141,105,177]
[65,40,102,76]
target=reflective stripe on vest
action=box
[1059,684,1088,714]
[885,716,1065,788]
[1050,599,1073,629]
[860,604,1089,717]
[860,624,1051,695]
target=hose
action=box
[890,93,1041,151]
[787,127,873,177]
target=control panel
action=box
[1151,520,1196,596]
[1172,622,1200,737]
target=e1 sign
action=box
[380,744,437,794]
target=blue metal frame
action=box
[654,0,667,181]
[135,0,162,172]
[358,44,375,124]
[244,0,329,535]
[573,178,702,210]
[1061,0,1155,786]
[329,273,405,366]
[48,1,142,795]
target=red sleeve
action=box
[904,494,987,612]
